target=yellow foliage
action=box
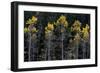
[74,33,81,41]
[45,30,51,34]
[24,16,38,33]
[47,23,54,31]
[32,16,38,22]
[31,27,38,33]
[57,15,68,28]
[24,27,29,33]
[26,16,37,25]
[73,20,81,27]
[71,20,81,32]
[45,23,54,34]
[85,24,89,30]
[81,24,89,40]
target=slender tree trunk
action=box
[61,32,64,60]
[48,32,51,60]
[28,32,31,61]
[75,43,79,59]
[83,41,86,59]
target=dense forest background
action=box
[24,11,90,62]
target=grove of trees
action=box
[24,11,90,62]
